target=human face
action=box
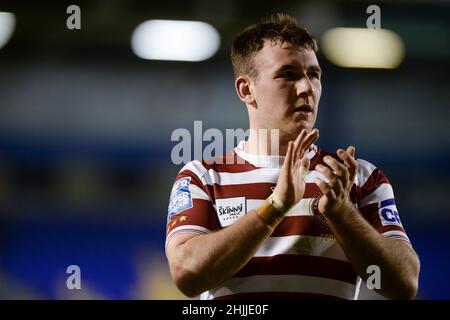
[250,41,322,141]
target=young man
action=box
[165,14,420,300]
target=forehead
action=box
[253,41,319,73]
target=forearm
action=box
[326,208,420,299]
[169,210,273,296]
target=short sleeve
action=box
[355,159,411,246]
[165,161,221,248]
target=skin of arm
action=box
[315,147,420,299]
[166,129,319,297]
[166,210,273,298]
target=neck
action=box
[244,128,291,156]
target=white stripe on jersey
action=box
[254,235,348,261]
[359,183,394,208]
[207,168,279,185]
[181,161,278,186]
[190,183,210,200]
[180,160,210,185]
[246,198,315,217]
[182,157,377,188]
[355,158,377,187]
[190,166,330,187]
[201,274,358,300]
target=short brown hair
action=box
[231,13,318,79]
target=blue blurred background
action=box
[0,0,449,299]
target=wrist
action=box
[255,193,290,228]
[320,199,357,223]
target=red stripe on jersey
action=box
[359,169,390,200]
[176,169,207,190]
[204,182,322,202]
[166,198,221,235]
[273,216,333,237]
[310,149,344,169]
[378,225,407,234]
[201,152,259,173]
[233,255,358,284]
[205,183,273,200]
[304,183,323,199]
[359,203,379,223]
[212,292,345,300]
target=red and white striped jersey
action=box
[166,141,411,300]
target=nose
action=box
[296,75,314,99]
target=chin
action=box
[293,122,312,133]
[283,125,309,141]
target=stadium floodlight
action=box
[131,19,220,62]
[0,12,16,50]
[321,27,405,69]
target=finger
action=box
[304,129,319,151]
[315,177,336,201]
[298,156,310,180]
[278,141,293,184]
[338,147,357,167]
[346,145,356,158]
[347,146,357,182]
[315,164,345,196]
[299,128,319,156]
[282,141,293,177]
[292,129,307,163]
[337,148,358,182]
[323,155,348,180]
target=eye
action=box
[308,71,320,79]
[308,71,321,79]
[277,71,300,80]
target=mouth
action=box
[293,105,313,114]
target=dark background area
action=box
[0,0,449,299]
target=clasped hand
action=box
[314,147,358,220]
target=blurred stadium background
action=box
[0,0,449,299]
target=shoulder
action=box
[175,148,256,185]
[355,158,384,186]
[180,148,256,175]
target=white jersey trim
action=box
[165,225,211,248]
[382,230,411,246]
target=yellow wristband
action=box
[255,193,290,228]
[268,193,290,214]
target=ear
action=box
[235,76,256,107]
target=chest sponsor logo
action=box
[215,197,246,227]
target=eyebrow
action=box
[308,66,322,74]
[275,64,322,75]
